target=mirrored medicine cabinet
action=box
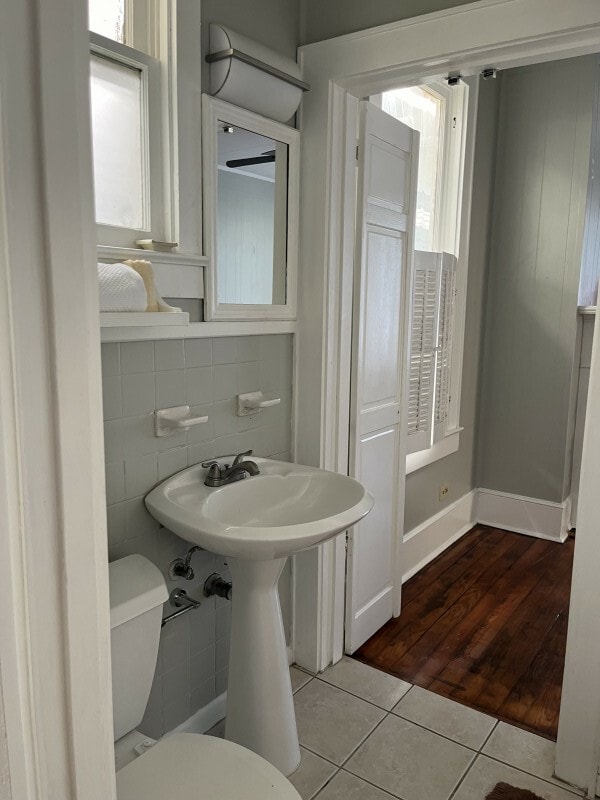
[202,95,299,321]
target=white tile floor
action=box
[288,659,585,800]
[207,659,584,800]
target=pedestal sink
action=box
[145,457,373,776]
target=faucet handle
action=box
[201,454,239,468]
[206,463,222,481]
[233,449,253,466]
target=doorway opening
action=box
[346,53,599,743]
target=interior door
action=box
[345,101,419,654]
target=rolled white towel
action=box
[98,262,148,312]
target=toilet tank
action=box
[109,555,168,741]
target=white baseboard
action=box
[402,490,477,583]
[476,489,570,543]
[171,692,227,736]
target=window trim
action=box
[90,31,166,248]
[378,79,470,470]
[376,78,475,473]
[406,426,463,474]
[89,1,203,262]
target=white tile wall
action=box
[102,335,294,738]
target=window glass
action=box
[382,86,444,251]
[90,54,146,230]
[88,0,125,43]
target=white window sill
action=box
[406,427,463,475]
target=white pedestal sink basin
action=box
[145,457,373,776]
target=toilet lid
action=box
[116,733,301,800]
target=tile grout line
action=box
[446,749,479,800]
[391,709,493,753]
[332,766,406,800]
[480,753,584,797]
[314,675,410,713]
[306,766,341,800]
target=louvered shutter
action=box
[433,253,457,443]
[406,252,440,454]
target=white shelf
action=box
[100,311,190,327]
[100,319,296,342]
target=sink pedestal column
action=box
[225,556,300,777]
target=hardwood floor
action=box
[354,525,574,740]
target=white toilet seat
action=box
[116,733,301,800]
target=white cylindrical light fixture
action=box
[207,24,309,123]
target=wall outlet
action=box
[439,484,450,502]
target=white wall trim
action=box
[295,0,600,714]
[170,693,227,737]
[406,428,462,475]
[402,490,478,583]
[477,489,570,543]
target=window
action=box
[375,81,469,467]
[88,0,125,43]
[382,86,444,252]
[88,1,167,248]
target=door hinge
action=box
[356,143,359,162]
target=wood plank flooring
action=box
[354,525,574,740]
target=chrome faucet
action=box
[202,449,260,487]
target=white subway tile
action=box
[124,497,160,539]
[186,405,214,444]
[101,342,120,379]
[154,339,184,371]
[105,462,125,505]
[156,369,186,408]
[212,364,237,401]
[120,341,155,373]
[212,337,237,364]
[122,372,155,417]
[184,339,212,368]
[102,375,122,420]
[103,419,124,463]
[185,367,212,406]
[190,644,216,690]
[235,335,260,362]
[124,452,158,498]
[122,414,156,456]
[106,502,126,546]
[236,361,261,393]
[158,447,188,481]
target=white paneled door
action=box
[345,102,419,653]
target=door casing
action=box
[294,0,600,792]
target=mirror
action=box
[217,127,288,306]
[203,96,299,321]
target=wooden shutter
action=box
[433,253,457,443]
[406,251,440,454]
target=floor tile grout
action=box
[307,765,340,800]
[480,753,584,797]
[313,674,409,713]
[336,764,406,799]
[391,709,491,753]
[338,711,391,769]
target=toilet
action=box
[110,554,300,799]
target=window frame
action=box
[376,78,471,472]
[90,32,166,248]
[88,0,203,261]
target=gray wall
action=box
[404,76,501,531]
[102,335,293,737]
[301,0,480,45]
[478,56,595,504]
